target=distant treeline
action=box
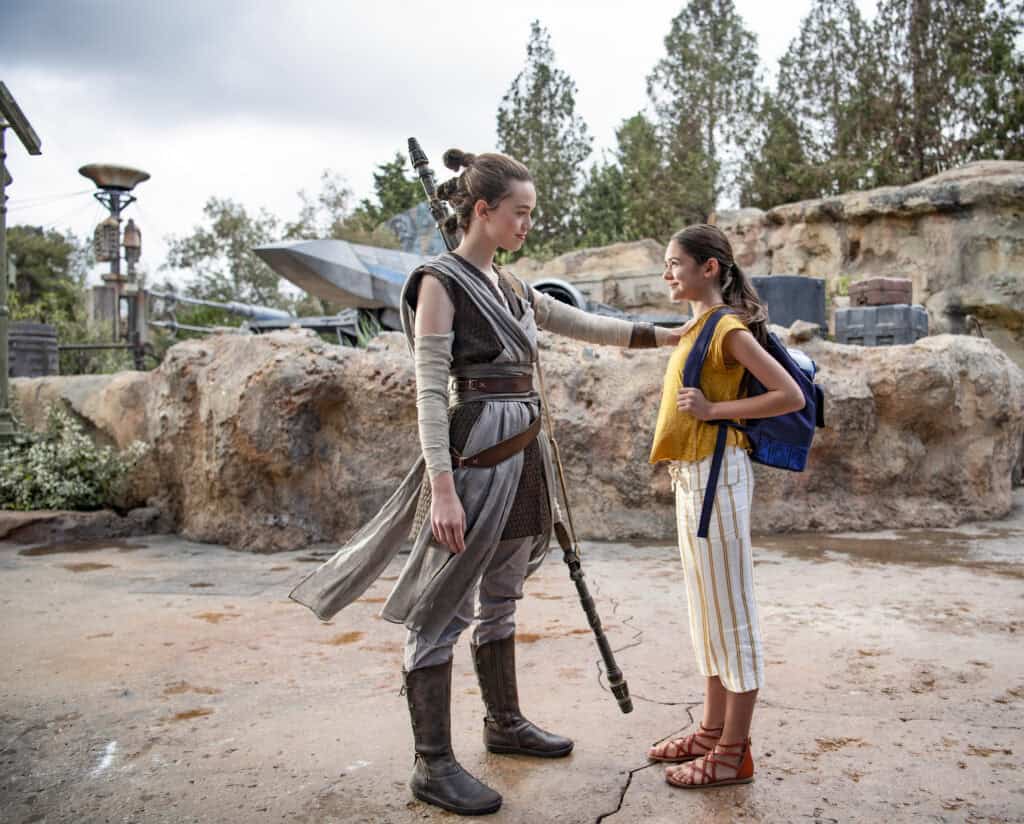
[499,0,1023,255]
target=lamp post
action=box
[78,163,149,342]
[0,82,42,443]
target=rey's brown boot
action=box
[472,635,574,758]
[404,660,502,816]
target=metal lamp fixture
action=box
[79,163,149,340]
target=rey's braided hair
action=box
[435,149,532,237]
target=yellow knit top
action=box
[649,306,751,464]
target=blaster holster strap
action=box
[450,415,542,470]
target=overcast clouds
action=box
[2,0,877,287]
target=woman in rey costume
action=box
[290,149,682,816]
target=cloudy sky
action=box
[3,0,877,288]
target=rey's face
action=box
[476,180,536,252]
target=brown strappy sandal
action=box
[665,738,755,788]
[647,723,723,763]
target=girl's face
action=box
[474,180,535,252]
[662,239,716,303]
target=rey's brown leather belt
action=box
[452,375,534,395]
[448,374,540,469]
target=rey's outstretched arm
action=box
[528,285,679,348]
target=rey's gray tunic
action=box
[289,252,563,646]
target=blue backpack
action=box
[682,308,825,538]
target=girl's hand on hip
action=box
[677,387,714,421]
[431,487,467,553]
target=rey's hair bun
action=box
[435,150,532,234]
[442,148,477,172]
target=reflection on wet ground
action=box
[752,524,1024,578]
[19,538,147,556]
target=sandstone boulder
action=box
[10,327,1024,551]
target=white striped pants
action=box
[669,446,765,693]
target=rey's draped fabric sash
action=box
[289,252,561,644]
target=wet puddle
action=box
[170,709,213,721]
[62,562,114,573]
[20,539,146,557]
[319,631,365,646]
[752,526,1024,578]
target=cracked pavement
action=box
[2,491,1023,823]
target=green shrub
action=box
[0,405,149,511]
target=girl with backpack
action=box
[646,224,805,789]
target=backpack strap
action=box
[681,308,738,539]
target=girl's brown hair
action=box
[435,149,532,236]
[672,223,768,346]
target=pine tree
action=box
[497,20,592,255]
[868,0,1024,183]
[772,0,875,194]
[739,94,817,208]
[616,112,678,241]
[353,151,423,227]
[647,0,761,217]
[577,157,626,247]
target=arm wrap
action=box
[414,332,454,481]
[530,286,639,348]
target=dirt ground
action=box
[2,492,1022,823]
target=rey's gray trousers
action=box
[404,535,534,672]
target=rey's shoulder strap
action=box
[501,273,578,547]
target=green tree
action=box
[870,0,1024,182]
[166,197,285,308]
[771,0,875,195]
[497,20,593,255]
[355,151,423,226]
[740,93,818,209]
[5,226,89,320]
[285,169,400,248]
[4,226,135,373]
[616,112,679,242]
[577,157,626,247]
[647,0,762,218]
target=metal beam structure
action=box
[0,82,42,442]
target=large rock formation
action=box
[11,327,1024,551]
[713,160,1024,369]
[516,162,1024,369]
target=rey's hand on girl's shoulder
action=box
[677,387,714,421]
[431,484,467,553]
[657,324,689,347]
